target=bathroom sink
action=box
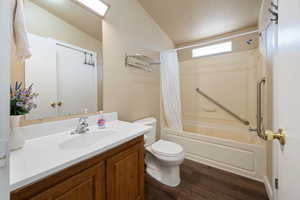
[59,128,117,150]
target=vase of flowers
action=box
[10,82,38,151]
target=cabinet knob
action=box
[50,102,56,108]
[57,102,63,107]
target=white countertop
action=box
[10,120,150,191]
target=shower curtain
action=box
[160,50,183,131]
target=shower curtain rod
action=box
[174,29,259,51]
[56,42,92,55]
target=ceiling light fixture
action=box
[73,0,110,17]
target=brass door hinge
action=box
[275,178,279,189]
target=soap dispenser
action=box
[97,111,106,129]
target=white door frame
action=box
[0,0,12,199]
[272,0,300,199]
[272,22,279,200]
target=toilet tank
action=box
[134,117,157,146]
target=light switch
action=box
[0,139,8,168]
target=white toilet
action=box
[134,118,184,187]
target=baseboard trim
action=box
[185,154,263,183]
[263,175,273,200]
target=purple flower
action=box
[16,102,24,107]
[10,82,39,115]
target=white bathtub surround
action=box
[160,50,183,131]
[10,113,151,191]
[162,126,266,182]
[9,115,25,151]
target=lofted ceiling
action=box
[30,0,102,41]
[138,0,262,45]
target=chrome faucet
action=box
[71,117,89,135]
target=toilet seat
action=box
[151,140,183,157]
[145,140,185,187]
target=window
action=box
[192,41,232,58]
[74,0,109,17]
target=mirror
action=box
[11,0,103,121]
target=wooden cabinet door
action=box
[107,143,144,200]
[30,163,105,200]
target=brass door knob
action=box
[57,102,63,107]
[50,102,56,108]
[265,129,286,145]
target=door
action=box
[106,143,144,200]
[272,0,300,199]
[56,44,98,116]
[0,0,11,200]
[25,34,58,120]
[29,163,105,200]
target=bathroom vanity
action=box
[10,117,150,200]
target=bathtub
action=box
[161,122,266,181]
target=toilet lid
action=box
[151,140,183,157]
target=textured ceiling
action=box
[30,0,102,41]
[138,0,261,45]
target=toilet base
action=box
[145,153,181,187]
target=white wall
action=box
[102,0,174,132]
[24,0,101,53]
[0,0,11,199]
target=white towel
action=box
[11,0,32,60]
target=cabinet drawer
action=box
[30,162,105,200]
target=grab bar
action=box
[195,88,250,126]
[256,78,267,139]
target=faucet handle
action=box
[79,117,87,121]
[79,117,88,125]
